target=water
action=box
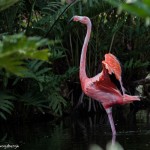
[1,109,150,150]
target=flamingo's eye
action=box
[81,18,87,23]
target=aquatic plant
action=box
[89,142,124,150]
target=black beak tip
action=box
[68,17,74,24]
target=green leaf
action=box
[25,50,50,61]
[0,112,6,120]
[0,92,14,120]
[143,0,150,6]
[0,33,50,76]
[107,0,150,18]
[0,0,19,12]
[36,68,51,76]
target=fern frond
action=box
[0,92,14,120]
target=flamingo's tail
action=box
[123,94,140,104]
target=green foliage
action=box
[0,0,19,12]
[0,92,14,120]
[11,57,77,117]
[28,0,79,36]
[22,60,51,91]
[49,92,67,115]
[24,60,69,115]
[0,0,149,120]
[0,0,75,120]
[18,92,50,112]
[0,34,50,76]
[107,0,150,25]
[124,58,149,70]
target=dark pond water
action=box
[1,109,150,150]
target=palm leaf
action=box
[0,92,14,120]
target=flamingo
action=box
[70,16,140,135]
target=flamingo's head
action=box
[70,16,91,25]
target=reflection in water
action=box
[0,110,150,150]
[89,144,103,150]
[89,142,124,150]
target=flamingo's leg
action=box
[106,108,116,136]
[112,134,116,145]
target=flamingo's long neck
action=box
[79,21,92,81]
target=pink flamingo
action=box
[70,16,140,135]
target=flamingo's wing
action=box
[102,53,121,81]
[92,65,121,108]
[102,53,125,94]
[93,63,118,90]
[89,53,139,108]
[93,53,125,95]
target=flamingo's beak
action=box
[68,17,74,24]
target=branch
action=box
[44,0,79,38]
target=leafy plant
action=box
[0,33,50,76]
[124,58,149,70]
[107,0,150,25]
[11,57,77,117]
[0,92,14,120]
[0,0,19,12]
[27,0,79,37]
